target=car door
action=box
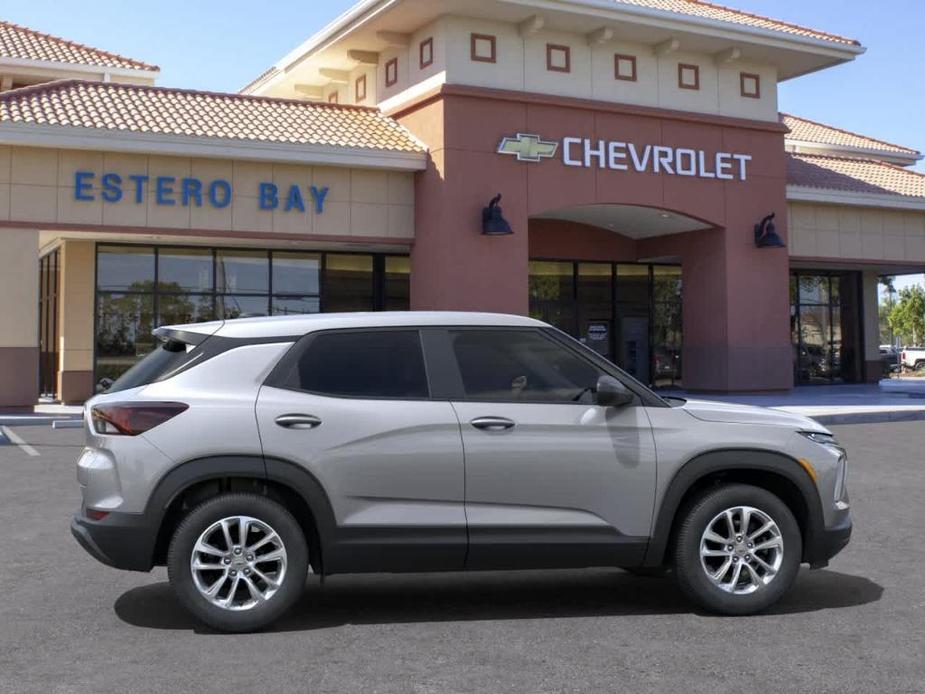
[255,328,466,573]
[441,327,657,570]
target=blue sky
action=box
[4,0,923,288]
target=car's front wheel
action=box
[673,484,802,615]
[167,493,308,632]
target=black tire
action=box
[167,493,308,632]
[673,484,802,615]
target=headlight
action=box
[799,431,839,447]
[833,453,848,503]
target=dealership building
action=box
[1,0,924,406]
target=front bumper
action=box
[71,511,157,572]
[806,515,852,569]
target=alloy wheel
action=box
[190,515,288,611]
[699,505,784,595]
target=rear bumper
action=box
[71,511,156,572]
[807,515,852,568]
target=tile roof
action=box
[0,80,425,153]
[787,152,925,199]
[611,1,860,46]
[783,113,920,156]
[0,20,158,72]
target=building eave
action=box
[787,185,925,212]
[242,0,863,94]
[0,122,428,171]
[0,55,159,78]
[785,141,922,167]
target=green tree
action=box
[888,285,925,346]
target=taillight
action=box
[91,402,188,436]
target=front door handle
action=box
[275,414,323,430]
[470,416,516,432]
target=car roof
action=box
[164,311,549,340]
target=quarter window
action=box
[449,329,602,404]
[294,330,429,399]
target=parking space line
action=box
[0,426,40,457]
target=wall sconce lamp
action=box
[754,212,785,248]
[482,194,513,236]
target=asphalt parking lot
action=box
[1,421,923,694]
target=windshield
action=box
[104,338,198,394]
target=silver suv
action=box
[72,312,851,632]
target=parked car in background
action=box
[879,346,901,375]
[901,347,925,371]
[72,312,852,632]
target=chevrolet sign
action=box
[497,133,559,162]
[497,133,752,181]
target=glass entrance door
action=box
[529,260,682,388]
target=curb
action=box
[0,415,82,427]
[811,410,925,426]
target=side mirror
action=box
[96,378,114,394]
[594,375,634,408]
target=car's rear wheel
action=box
[167,493,308,632]
[673,484,801,615]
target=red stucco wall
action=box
[395,86,792,391]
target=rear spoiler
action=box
[153,322,224,347]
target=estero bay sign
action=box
[498,133,753,181]
[73,171,331,213]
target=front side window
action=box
[449,329,602,403]
[294,330,428,399]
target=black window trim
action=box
[264,326,433,402]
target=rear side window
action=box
[449,329,602,403]
[104,339,197,394]
[293,330,429,399]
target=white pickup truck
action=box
[901,347,925,371]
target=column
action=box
[861,270,882,382]
[0,228,39,407]
[57,240,96,403]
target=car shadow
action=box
[113,567,883,634]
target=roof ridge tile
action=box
[0,19,159,71]
[0,78,425,154]
[782,112,921,156]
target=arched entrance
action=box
[527,204,718,388]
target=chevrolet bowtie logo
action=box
[497,133,559,163]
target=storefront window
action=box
[96,292,155,383]
[384,256,411,311]
[216,250,269,293]
[791,271,861,384]
[652,266,683,388]
[529,261,576,334]
[94,245,409,384]
[97,246,154,292]
[273,252,320,295]
[324,254,375,312]
[159,248,213,292]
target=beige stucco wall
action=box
[788,202,925,262]
[329,16,780,121]
[0,145,415,241]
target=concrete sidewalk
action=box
[666,382,925,425]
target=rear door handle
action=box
[470,416,516,432]
[275,414,323,430]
